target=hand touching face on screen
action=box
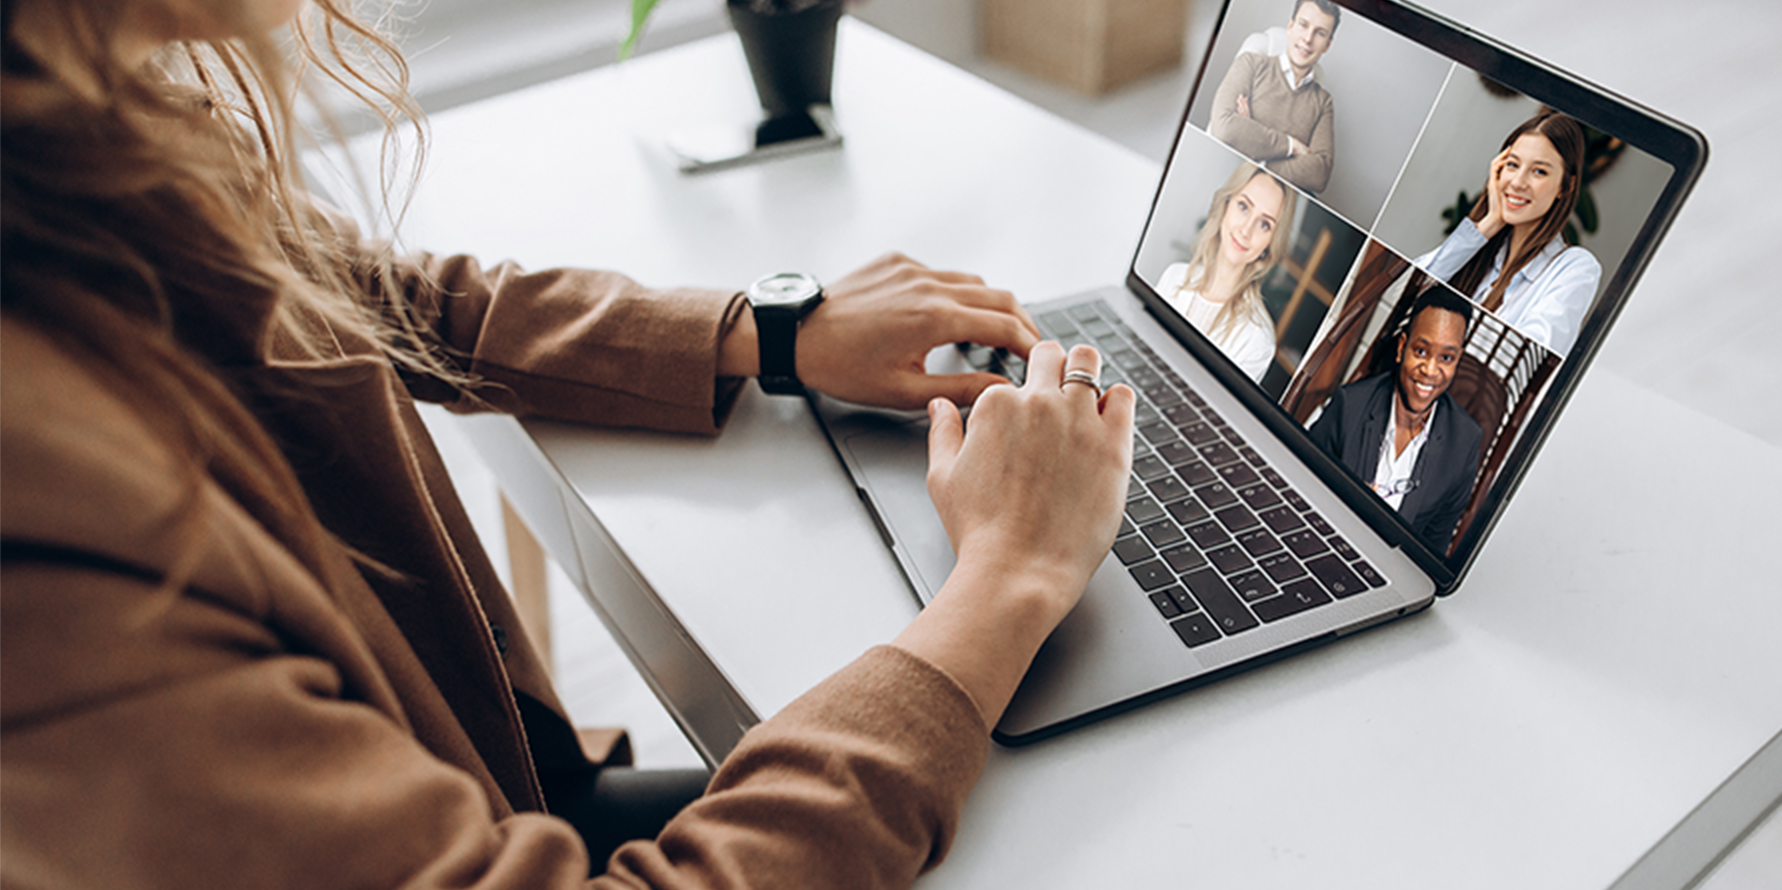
[1480,134,1565,241]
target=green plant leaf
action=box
[621,0,662,61]
[1574,188,1599,235]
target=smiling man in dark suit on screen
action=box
[1309,288,1483,548]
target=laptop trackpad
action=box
[845,423,957,603]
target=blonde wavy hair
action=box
[2,0,447,589]
[1173,163,1296,342]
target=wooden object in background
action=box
[979,0,1188,95]
[501,494,552,674]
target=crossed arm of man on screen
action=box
[1208,0,1339,195]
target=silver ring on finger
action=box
[1061,369,1102,400]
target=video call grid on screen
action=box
[1133,0,1682,570]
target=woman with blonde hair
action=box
[1157,162,1298,382]
[1416,110,1601,356]
[1,0,1135,886]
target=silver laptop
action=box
[811,0,1706,744]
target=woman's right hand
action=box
[927,342,1134,620]
[892,341,1135,727]
[1477,147,1513,239]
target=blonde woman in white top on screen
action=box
[1157,163,1298,382]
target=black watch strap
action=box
[755,305,805,395]
[747,273,824,395]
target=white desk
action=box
[330,20,1782,889]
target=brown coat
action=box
[0,237,990,887]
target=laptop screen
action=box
[1128,0,1703,585]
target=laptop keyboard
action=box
[972,298,1388,649]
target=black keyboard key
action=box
[1148,476,1190,503]
[1239,446,1265,468]
[1132,403,1160,427]
[1259,505,1305,534]
[1238,483,1282,511]
[1170,612,1222,648]
[1198,442,1241,467]
[1112,349,1147,371]
[1166,496,1210,527]
[1262,468,1288,489]
[1306,554,1365,599]
[1133,455,1172,481]
[1128,559,1175,591]
[1207,544,1252,575]
[1118,515,1135,538]
[1039,311,1077,333]
[1283,529,1329,558]
[1161,544,1208,574]
[1155,441,1197,466]
[1113,535,1154,565]
[1253,579,1332,622]
[1143,383,1182,408]
[1127,366,1163,388]
[1139,421,1178,445]
[1186,521,1231,549]
[1329,536,1359,562]
[1217,462,1261,490]
[1163,403,1200,428]
[1214,503,1260,533]
[1284,490,1311,512]
[1352,559,1386,588]
[1228,570,1276,603]
[1169,587,1201,615]
[1178,460,1218,487]
[1306,512,1335,537]
[1128,476,1146,499]
[1182,422,1221,445]
[1126,496,1166,525]
[1257,551,1307,583]
[1140,520,1187,548]
[1236,527,1282,557]
[1181,569,1260,635]
[1195,481,1239,509]
[1149,589,1183,619]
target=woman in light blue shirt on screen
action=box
[1417,111,1601,357]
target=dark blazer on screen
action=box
[1308,372,1483,547]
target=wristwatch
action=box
[745,272,825,395]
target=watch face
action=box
[750,272,822,306]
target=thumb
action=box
[926,396,965,482]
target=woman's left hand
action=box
[770,253,1043,409]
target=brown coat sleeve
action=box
[603,647,990,888]
[402,253,750,435]
[320,209,750,435]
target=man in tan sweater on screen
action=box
[1210,0,1340,195]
